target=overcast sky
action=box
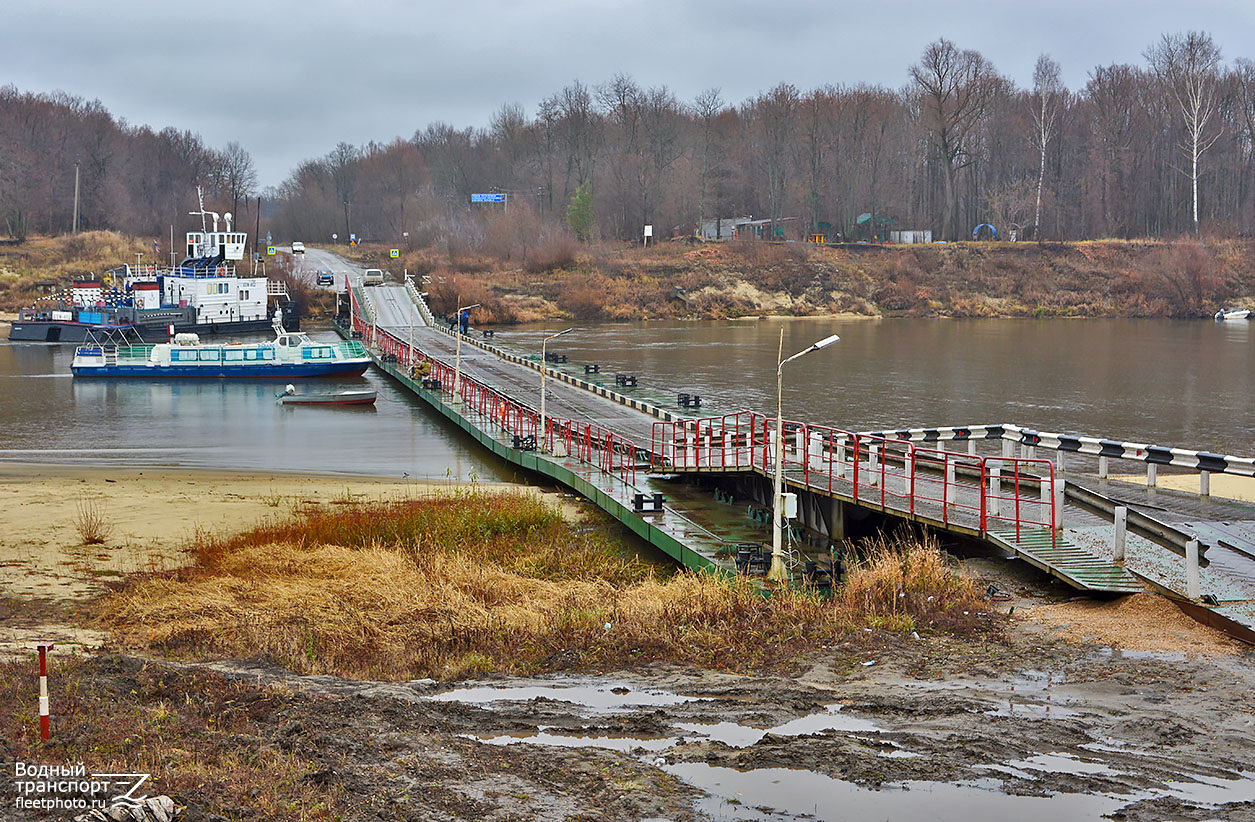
[7,0,1255,188]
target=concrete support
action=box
[1186,538,1200,600]
[1020,443,1028,459]
[868,443,880,486]
[1040,471,1051,526]
[830,497,846,541]
[794,428,805,465]
[945,460,956,506]
[989,466,1001,518]
[1147,463,1157,488]
[1002,439,1014,459]
[1200,470,1210,497]
[968,438,977,456]
[904,450,914,495]
[686,422,697,468]
[1053,477,1065,532]
[808,431,823,473]
[835,442,847,479]
[1098,455,1109,479]
[1112,505,1127,562]
[1056,451,1065,479]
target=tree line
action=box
[270,31,1255,247]
[6,31,1255,248]
[0,85,257,240]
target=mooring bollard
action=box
[1186,538,1201,599]
[37,642,54,740]
[1113,505,1127,561]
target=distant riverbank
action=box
[342,237,1255,324]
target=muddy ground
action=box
[3,477,1253,821]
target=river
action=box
[1,318,1251,475]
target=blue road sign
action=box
[471,193,506,203]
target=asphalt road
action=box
[282,246,373,291]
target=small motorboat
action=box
[1214,308,1251,321]
[277,384,376,406]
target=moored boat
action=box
[277,384,377,405]
[9,190,296,342]
[71,322,369,378]
[1215,308,1251,321]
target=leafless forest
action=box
[6,33,1255,248]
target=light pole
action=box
[540,327,574,454]
[451,301,481,405]
[768,330,841,583]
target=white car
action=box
[363,268,385,286]
[291,241,305,254]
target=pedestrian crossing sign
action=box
[267,246,275,255]
[390,249,399,258]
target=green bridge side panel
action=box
[361,351,721,577]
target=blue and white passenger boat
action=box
[70,321,370,378]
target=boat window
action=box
[199,349,220,361]
[262,348,275,360]
[224,349,244,362]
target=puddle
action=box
[982,751,1124,779]
[1157,771,1255,806]
[676,705,886,748]
[664,763,1132,822]
[429,681,695,712]
[468,728,676,753]
[983,669,1081,719]
[1094,648,1189,663]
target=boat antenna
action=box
[188,186,221,233]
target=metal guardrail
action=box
[863,423,1255,480]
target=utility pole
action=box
[72,162,81,234]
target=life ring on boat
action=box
[216,265,226,276]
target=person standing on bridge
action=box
[459,309,469,335]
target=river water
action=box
[501,317,1255,455]
[1,319,1251,475]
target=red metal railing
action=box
[651,411,1057,547]
[349,304,636,483]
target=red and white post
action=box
[37,642,54,740]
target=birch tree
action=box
[1030,55,1062,240]
[1145,31,1222,235]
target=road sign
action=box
[350,233,356,241]
[644,225,653,237]
[266,246,276,256]
[471,193,506,203]
[390,249,399,258]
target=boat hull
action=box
[279,390,377,406]
[10,316,281,343]
[71,362,369,378]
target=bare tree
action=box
[910,39,1001,240]
[693,87,723,232]
[1145,31,1223,235]
[753,83,800,239]
[213,141,258,222]
[1030,55,1063,240]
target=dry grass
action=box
[100,491,988,679]
[0,655,342,820]
[74,495,113,545]
[0,231,150,311]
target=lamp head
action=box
[811,334,841,351]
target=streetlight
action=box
[451,301,481,405]
[768,330,841,583]
[540,328,574,454]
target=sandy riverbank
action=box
[0,463,521,655]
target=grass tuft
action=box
[74,495,113,545]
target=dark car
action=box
[316,270,334,286]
